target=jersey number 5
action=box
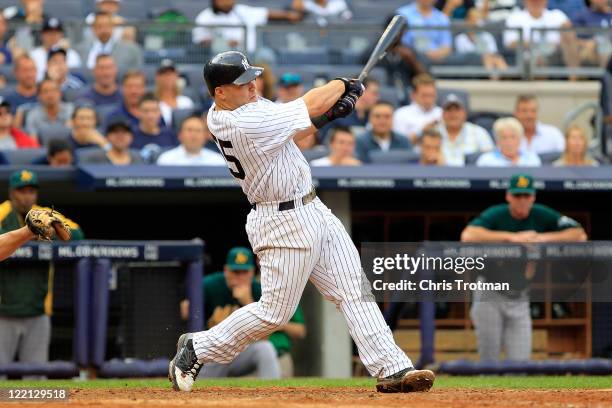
[212,135,246,180]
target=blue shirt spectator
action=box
[397,0,452,59]
[355,101,413,162]
[75,54,122,107]
[131,126,177,150]
[547,0,587,18]
[78,87,122,107]
[572,0,612,39]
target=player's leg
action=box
[502,299,532,361]
[200,340,280,378]
[309,200,433,391]
[17,315,51,380]
[0,317,22,379]
[170,206,325,391]
[470,294,503,361]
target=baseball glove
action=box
[25,208,72,241]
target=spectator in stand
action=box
[291,0,353,21]
[0,101,39,150]
[514,94,564,154]
[4,0,47,54]
[68,106,108,150]
[393,73,442,144]
[436,93,493,166]
[476,117,542,166]
[106,70,147,128]
[356,101,412,163]
[572,0,612,67]
[76,12,143,71]
[155,59,194,128]
[32,138,74,166]
[503,0,578,71]
[475,0,519,22]
[363,16,427,91]
[419,128,445,165]
[310,126,361,166]
[276,73,304,104]
[547,0,587,18]
[81,118,143,165]
[455,8,508,79]
[30,18,81,81]
[77,54,122,107]
[553,125,599,167]
[45,48,86,96]
[436,0,475,20]
[254,62,276,100]
[5,56,38,114]
[0,13,14,65]
[397,0,452,63]
[192,0,301,54]
[157,115,225,166]
[84,0,129,43]
[22,79,74,140]
[131,93,177,150]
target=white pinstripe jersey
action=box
[207,97,313,204]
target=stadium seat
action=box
[0,65,16,84]
[467,111,509,139]
[2,148,47,165]
[38,125,72,146]
[75,147,106,163]
[172,108,197,132]
[464,152,482,165]
[539,152,562,165]
[118,1,149,20]
[369,149,420,164]
[44,0,84,20]
[378,86,402,108]
[303,147,329,162]
[70,68,93,84]
[172,1,206,21]
[95,104,119,130]
[275,48,331,65]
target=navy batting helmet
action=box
[203,51,264,97]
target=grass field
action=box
[2,376,612,389]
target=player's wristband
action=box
[311,112,332,129]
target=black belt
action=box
[252,189,317,211]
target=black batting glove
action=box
[333,77,365,98]
[311,93,358,129]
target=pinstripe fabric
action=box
[195,97,412,378]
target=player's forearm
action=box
[0,227,34,261]
[279,322,306,340]
[460,226,514,242]
[538,227,587,243]
[301,80,345,117]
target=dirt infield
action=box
[9,387,612,408]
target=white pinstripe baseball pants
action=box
[193,197,412,377]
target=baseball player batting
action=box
[169,51,435,393]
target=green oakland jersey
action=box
[469,203,581,232]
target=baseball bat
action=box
[357,15,407,82]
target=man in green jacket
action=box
[0,169,83,368]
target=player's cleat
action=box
[376,368,435,393]
[168,333,203,392]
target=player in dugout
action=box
[461,173,587,361]
[181,247,306,378]
[0,170,81,369]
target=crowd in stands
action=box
[0,0,606,168]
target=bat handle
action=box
[357,71,367,82]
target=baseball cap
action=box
[279,72,302,87]
[442,93,464,110]
[0,99,11,111]
[157,59,177,74]
[48,47,67,60]
[507,173,536,195]
[9,169,39,189]
[105,117,132,134]
[225,246,254,271]
[42,17,64,32]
